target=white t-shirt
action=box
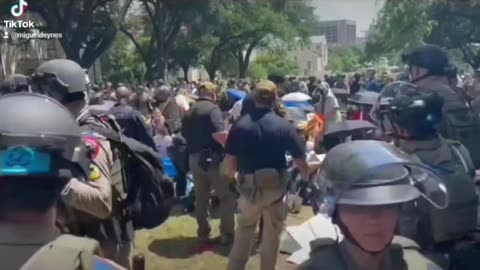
[229,99,243,121]
[315,88,341,123]
[175,94,190,112]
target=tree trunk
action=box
[206,65,217,81]
[181,65,190,82]
[239,58,249,78]
[236,41,259,78]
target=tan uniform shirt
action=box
[0,223,60,270]
[61,139,113,219]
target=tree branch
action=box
[119,25,149,66]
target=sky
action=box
[313,0,385,37]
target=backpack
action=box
[412,139,478,246]
[80,114,175,230]
[421,83,480,169]
[20,235,100,270]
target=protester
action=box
[349,73,362,95]
[152,85,183,135]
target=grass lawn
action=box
[133,205,313,270]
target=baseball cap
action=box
[254,80,277,98]
[198,82,218,94]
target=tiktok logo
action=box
[10,0,28,18]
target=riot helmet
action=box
[370,81,443,140]
[0,93,91,182]
[31,59,89,104]
[402,44,450,82]
[314,140,448,215]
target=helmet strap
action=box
[333,212,393,255]
[410,67,432,84]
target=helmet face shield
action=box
[314,141,449,215]
[408,165,448,209]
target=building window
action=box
[307,61,312,70]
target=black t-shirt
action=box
[226,108,305,172]
[182,98,225,153]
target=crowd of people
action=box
[1,43,480,270]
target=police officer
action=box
[402,44,480,169]
[224,80,310,270]
[298,140,446,270]
[182,82,236,245]
[240,74,289,119]
[31,59,133,268]
[109,86,157,150]
[372,81,478,266]
[0,93,124,270]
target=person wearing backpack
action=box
[371,82,478,268]
[152,85,183,135]
[402,44,480,170]
[0,92,125,270]
[31,59,133,268]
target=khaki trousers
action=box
[189,153,236,238]
[227,187,287,270]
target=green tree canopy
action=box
[1,0,133,68]
[101,34,145,84]
[248,53,299,79]
[366,0,480,69]
[327,47,365,72]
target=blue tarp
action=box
[162,158,177,179]
[227,89,247,100]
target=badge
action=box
[89,164,101,181]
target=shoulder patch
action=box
[84,135,101,160]
[89,164,101,181]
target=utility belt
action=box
[58,208,134,245]
[57,184,133,245]
[197,148,225,171]
[238,168,288,189]
[238,168,289,205]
